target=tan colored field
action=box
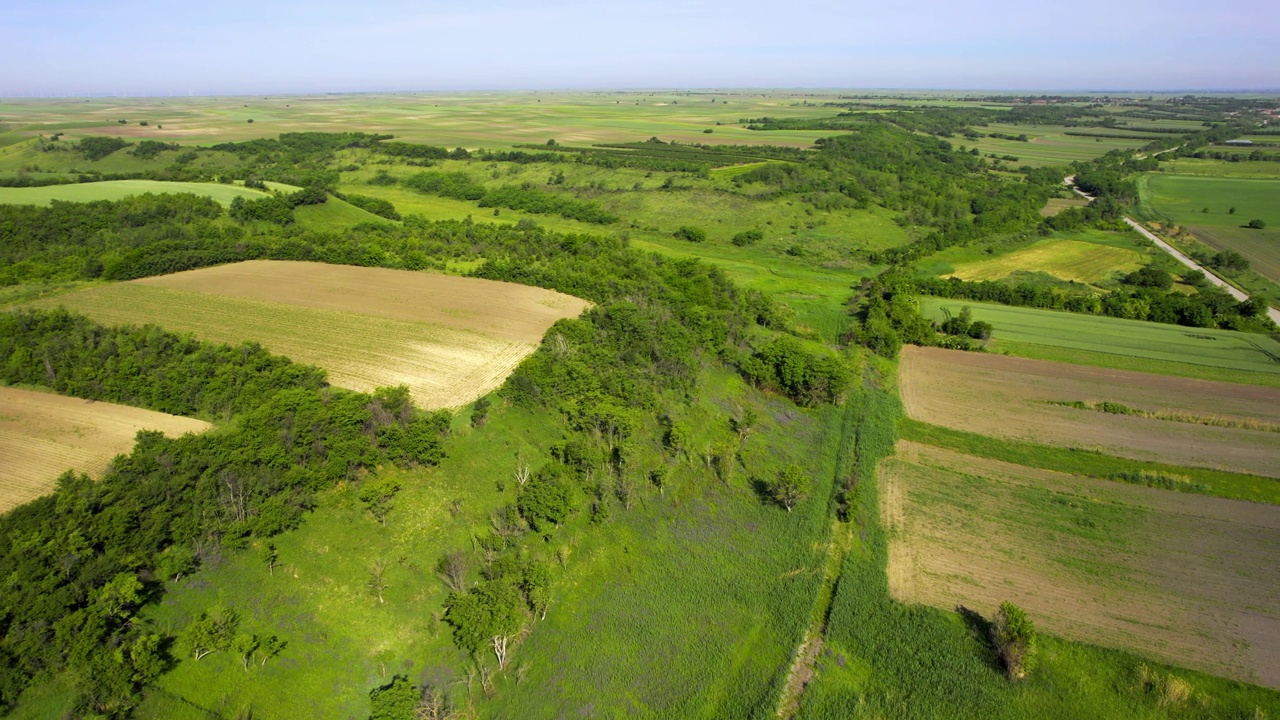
[884,441,1280,688]
[947,239,1141,284]
[0,386,211,512]
[30,262,589,409]
[1039,196,1090,217]
[899,346,1280,477]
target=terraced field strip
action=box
[919,297,1280,375]
[0,386,211,512]
[899,346,1280,478]
[0,179,272,206]
[27,262,590,409]
[884,441,1280,688]
[947,239,1142,284]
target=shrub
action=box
[675,225,707,243]
[1247,218,1266,229]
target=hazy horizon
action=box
[2,0,1277,97]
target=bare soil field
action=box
[28,262,589,409]
[884,441,1280,688]
[132,260,590,344]
[0,386,211,512]
[899,346,1280,478]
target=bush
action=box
[1247,218,1266,229]
[675,225,707,243]
[731,229,763,246]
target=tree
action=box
[991,601,1036,680]
[256,635,286,666]
[369,675,417,720]
[180,606,240,660]
[368,561,390,604]
[261,542,279,575]
[1247,218,1267,229]
[437,551,469,592]
[359,478,401,526]
[768,465,810,512]
[731,229,763,246]
[443,579,525,670]
[232,634,259,670]
[967,320,993,341]
[93,572,143,619]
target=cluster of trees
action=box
[0,310,449,714]
[845,272,937,358]
[228,186,329,225]
[915,275,1275,333]
[76,136,131,161]
[402,171,617,224]
[738,336,850,407]
[341,193,402,220]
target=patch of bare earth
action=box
[884,440,1280,688]
[899,345,1280,478]
[0,386,211,512]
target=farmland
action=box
[883,441,1280,687]
[0,385,211,512]
[967,124,1152,167]
[0,179,271,206]
[919,297,1280,380]
[26,261,589,409]
[945,239,1143,285]
[899,346,1280,477]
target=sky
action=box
[1,0,1277,96]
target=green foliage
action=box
[403,170,617,224]
[731,228,764,246]
[368,675,417,720]
[179,606,240,661]
[767,464,811,511]
[674,225,707,242]
[1247,218,1267,229]
[343,193,402,220]
[517,463,577,531]
[739,336,850,406]
[1123,265,1173,290]
[991,602,1037,680]
[77,136,130,161]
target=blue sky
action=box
[1,0,1276,96]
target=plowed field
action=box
[29,261,590,409]
[884,441,1280,688]
[0,386,211,512]
[899,346,1280,478]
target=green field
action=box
[919,297,1280,376]
[968,124,1151,167]
[946,239,1142,285]
[0,179,271,206]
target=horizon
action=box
[3,0,1277,97]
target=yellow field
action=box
[948,239,1142,284]
[884,441,1280,688]
[28,261,590,409]
[0,386,212,512]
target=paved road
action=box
[1063,177,1280,325]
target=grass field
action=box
[899,346,1280,478]
[919,297,1280,376]
[26,261,589,409]
[0,92,847,149]
[945,239,1142,285]
[0,385,211,512]
[1139,173,1280,228]
[1039,197,1089,217]
[0,179,271,206]
[967,124,1151,167]
[883,441,1280,688]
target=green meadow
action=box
[919,297,1280,377]
[0,179,271,206]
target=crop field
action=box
[1159,158,1280,178]
[918,297,1280,377]
[968,124,1151,167]
[883,441,1280,688]
[0,179,272,206]
[1188,225,1280,284]
[1139,174,1280,228]
[27,261,589,409]
[0,91,847,148]
[899,346,1280,477]
[946,239,1143,285]
[0,386,211,512]
[1039,196,1088,216]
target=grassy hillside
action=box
[0,180,271,206]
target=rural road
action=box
[1064,177,1280,325]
